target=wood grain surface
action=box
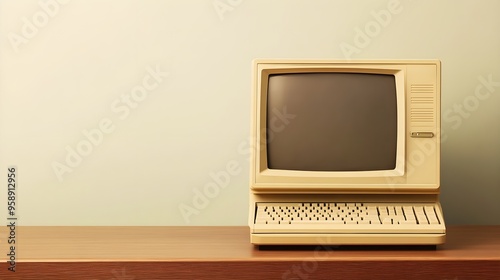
[0,226,499,279]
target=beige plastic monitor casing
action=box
[249,60,443,244]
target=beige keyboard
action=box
[253,202,445,234]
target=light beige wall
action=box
[0,0,498,225]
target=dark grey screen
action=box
[266,73,397,171]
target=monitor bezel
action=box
[258,67,405,178]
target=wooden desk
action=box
[1,226,499,279]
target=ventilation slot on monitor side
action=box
[410,84,435,127]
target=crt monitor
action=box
[250,60,441,194]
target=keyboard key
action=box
[382,218,393,224]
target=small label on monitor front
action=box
[411,132,434,138]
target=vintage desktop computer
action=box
[248,60,445,245]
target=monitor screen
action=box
[266,72,397,172]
